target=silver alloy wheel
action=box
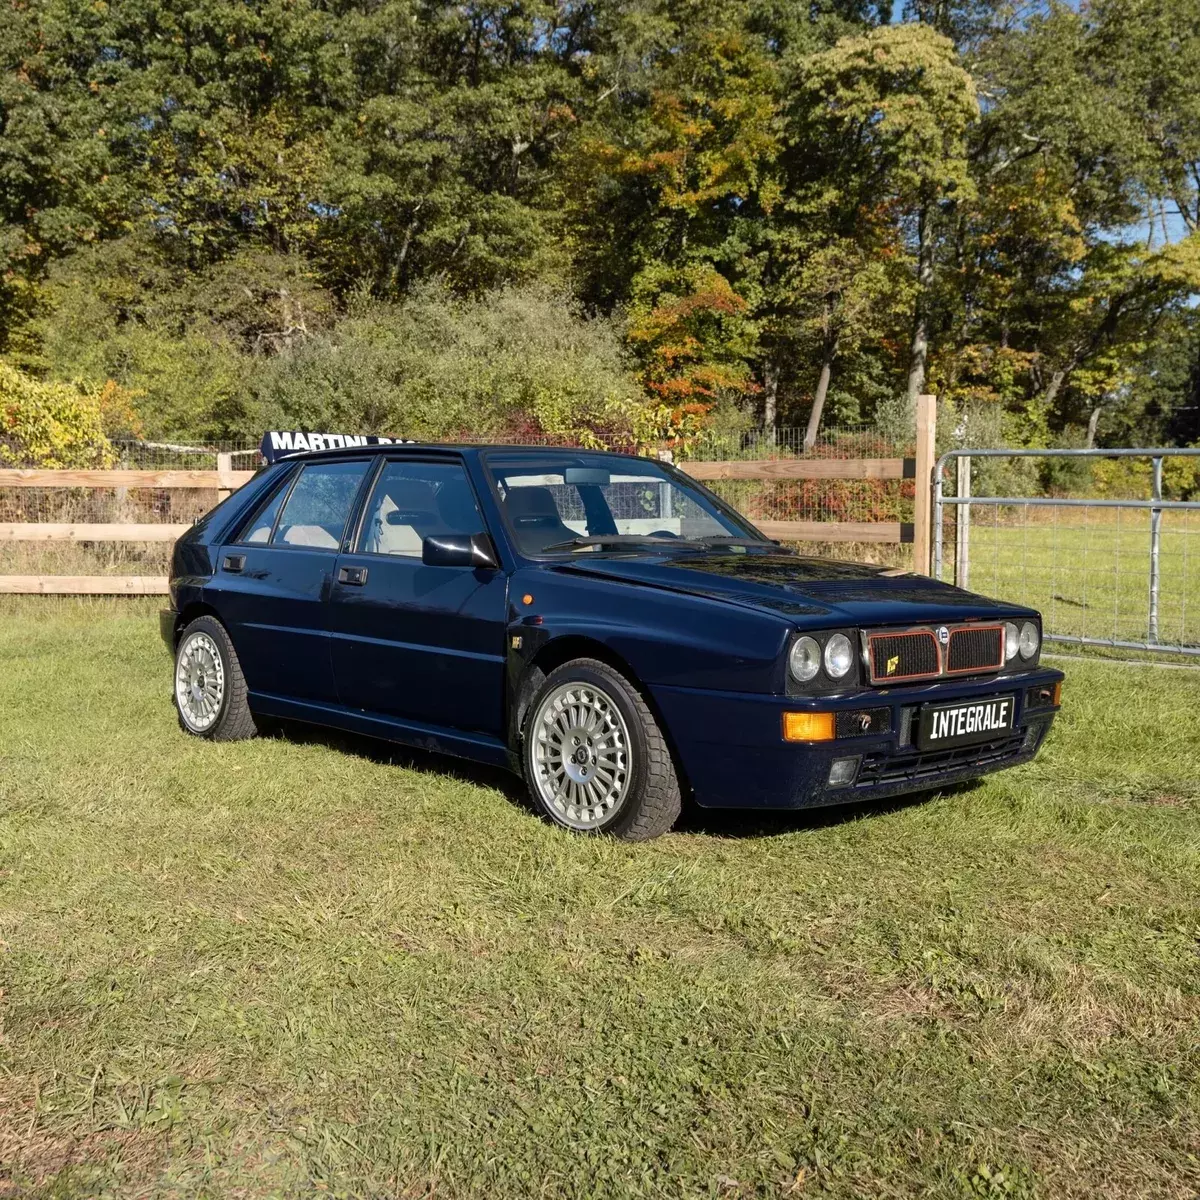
[530,681,632,829]
[175,630,226,733]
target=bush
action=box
[252,284,657,446]
[0,361,114,468]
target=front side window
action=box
[357,460,485,558]
[272,461,370,550]
[485,453,762,555]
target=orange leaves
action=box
[627,269,756,413]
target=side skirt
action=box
[248,691,514,770]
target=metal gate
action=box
[932,448,1200,657]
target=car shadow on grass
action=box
[674,784,968,838]
[265,718,530,802]
[265,718,971,839]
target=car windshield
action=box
[485,453,770,556]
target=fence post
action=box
[216,452,235,502]
[955,455,971,589]
[1149,454,1163,644]
[913,393,937,575]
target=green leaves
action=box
[0,0,1197,445]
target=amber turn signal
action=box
[782,711,836,742]
[1052,680,1062,706]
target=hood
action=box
[557,552,1034,627]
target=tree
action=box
[566,7,782,418]
[794,25,978,414]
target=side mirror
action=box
[422,532,500,569]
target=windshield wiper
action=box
[539,535,708,553]
[538,534,785,554]
[698,536,785,550]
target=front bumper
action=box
[649,667,1063,810]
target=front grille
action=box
[865,622,1007,684]
[856,731,1028,787]
[868,631,940,683]
[947,625,1004,673]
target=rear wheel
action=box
[522,658,681,840]
[174,615,259,741]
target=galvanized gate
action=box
[932,448,1200,657]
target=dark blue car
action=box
[161,443,1063,839]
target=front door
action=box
[214,458,372,704]
[328,457,509,736]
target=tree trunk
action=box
[762,359,779,445]
[1041,365,1070,412]
[1086,403,1103,448]
[906,202,934,409]
[804,352,835,452]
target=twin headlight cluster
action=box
[1005,620,1040,663]
[789,632,855,684]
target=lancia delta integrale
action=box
[161,442,1063,840]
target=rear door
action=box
[328,456,509,735]
[213,458,372,704]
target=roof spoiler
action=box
[259,431,406,464]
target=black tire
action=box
[173,615,259,742]
[521,658,682,840]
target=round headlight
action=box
[824,633,854,680]
[1004,621,1020,662]
[1019,621,1040,660]
[789,636,821,683]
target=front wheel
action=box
[522,658,682,840]
[174,615,259,741]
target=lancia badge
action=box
[937,625,950,646]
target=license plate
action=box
[917,695,1015,751]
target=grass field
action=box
[1,601,1199,1198]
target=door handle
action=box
[338,565,369,586]
[222,553,245,573]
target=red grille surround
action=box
[866,623,1005,685]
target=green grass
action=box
[1,600,1199,1198]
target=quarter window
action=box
[272,461,370,550]
[236,472,293,544]
[357,460,485,558]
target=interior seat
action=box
[363,478,439,556]
[503,485,580,553]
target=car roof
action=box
[275,443,654,466]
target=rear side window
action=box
[272,461,370,550]
[236,471,293,544]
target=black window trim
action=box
[345,451,493,561]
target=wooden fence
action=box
[0,398,936,594]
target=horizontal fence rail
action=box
[0,575,170,594]
[683,458,914,481]
[0,523,192,542]
[0,468,255,489]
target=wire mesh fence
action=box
[934,449,1200,658]
[680,426,914,562]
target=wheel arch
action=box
[172,601,224,650]
[512,634,691,798]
